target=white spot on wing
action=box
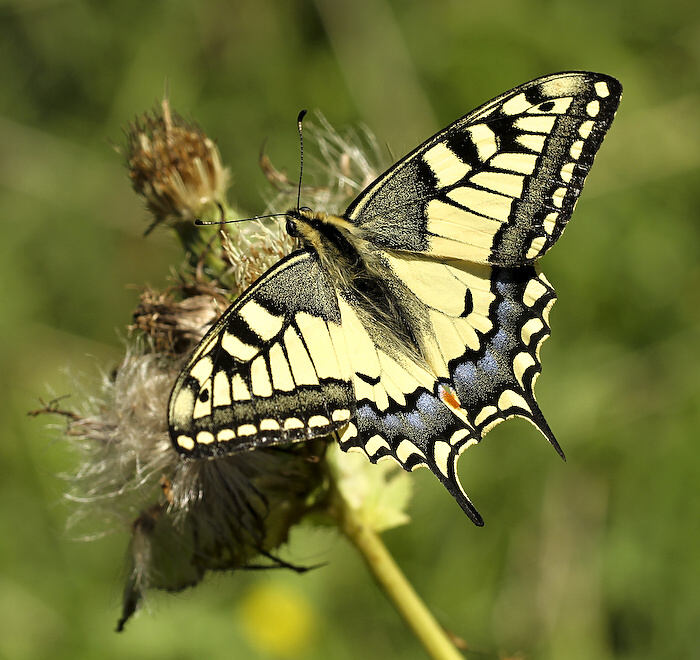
[521,317,545,345]
[501,92,531,115]
[466,123,498,161]
[237,424,257,437]
[595,81,610,97]
[190,357,214,384]
[354,374,375,404]
[525,236,546,260]
[552,187,567,208]
[579,120,594,139]
[449,428,474,446]
[332,408,351,422]
[372,381,391,412]
[212,371,231,407]
[570,140,584,160]
[560,162,575,183]
[474,405,497,428]
[269,342,295,391]
[423,142,471,188]
[221,332,258,361]
[339,422,358,444]
[309,415,329,428]
[171,388,195,424]
[250,355,272,397]
[218,428,236,442]
[177,435,195,451]
[543,212,558,236]
[365,433,390,456]
[196,430,215,445]
[396,439,427,464]
[238,299,283,341]
[523,278,548,307]
[514,115,556,133]
[497,389,530,413]
[231,373,250,401]
[516,133,546,153]
[193,385,212,420]
[489,152,538,175]
[513,351,537,388]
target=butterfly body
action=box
[169,72,622,525]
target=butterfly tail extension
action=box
[429,443,484,526]
[337,377,486,525]
[525,396,565,461]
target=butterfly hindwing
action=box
[346,71,621,267]
[332,292,483,521]
[169,251,355,457]
[377,252,560,445]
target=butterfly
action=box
[168,71,622,525]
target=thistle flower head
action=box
[130,283,227,354]
[124,97,231,234]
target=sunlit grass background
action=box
[3,0,700,658]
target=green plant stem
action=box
[331,489,465,660]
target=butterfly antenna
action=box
[296,109,307,211]
[195,203,285,226]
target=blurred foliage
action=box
[4,0,700,658]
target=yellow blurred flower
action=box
[239,582,318,657]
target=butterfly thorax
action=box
[285,208,362,281]
[286,207,425,364]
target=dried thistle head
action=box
[123,97,231,235]
[46,344,329,631]
[130,284,225,354]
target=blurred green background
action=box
[3,0,699,658]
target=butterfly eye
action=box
[286,217,301,237]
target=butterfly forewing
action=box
[346,72,621,267]
[169,252,355,457]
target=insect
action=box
[168,71,621,525]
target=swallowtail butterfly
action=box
[168,71,621,525]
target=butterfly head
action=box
[284,206,317,239]
[284,207,365,290]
